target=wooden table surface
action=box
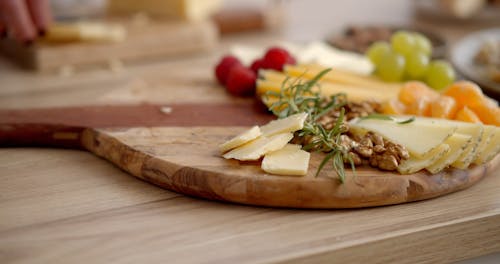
[1,12,500,264]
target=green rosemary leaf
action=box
[359,113,393,121]
[359,114,415,124]
[333,152,346,183]
[396,116,416,124]
[316,151,336,177]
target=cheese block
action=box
[43,22,126,43]
[474,127,500,164]
[350,118,456,158]
[222,133,293,161]
[398,144,450,174]
[107,0,222,21]
[471,125,496,163]
[260,113,308,137]
[219,126,261,153]
[262,144,310,176]
[426,133,472,174]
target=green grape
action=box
[366,41,391,65]
[405,52,429,80]
[377,52,405,82]
[391,31,415,56]
[426,60,456,90]
[413,32,432,57]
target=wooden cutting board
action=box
[1,103,498,208]
[0,18,218,72]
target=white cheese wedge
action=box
[223,133,293,161]
[396,116,484,169]
[260,112,308,137]
[219,126,261,153]
[350,118,456,158]
[426,133,472,174]
[471,125,496,163]
[398,144,450,174]
[261,144,310,176]
[450,124,484,169]
[474,127,500,164]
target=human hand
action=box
[0,0,52,44]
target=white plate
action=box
[450,28,500,95]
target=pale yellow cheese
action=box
[219,126,261,153]
[107,0,222,21]
[471,125,496,163]
[426,133,471,174]
[222,133,293,161]
[260,112,308,137]
[397,144,450,174]
[474,127,500,164]
[398,116,484,169]
[44,22,126,43]
[262,144,310,176]
[350,118,456,158]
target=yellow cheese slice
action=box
[262,144,310,176]
[260,112,308,137]
[426,133,472,174]
[350,118,456,158]
[223,133,293,161]
[398,116,484,169]
[219,126,261,153]
[397,144,450,174]
[474,127,500,164]
[44,22,126,43]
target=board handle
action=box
[0,124,86,149]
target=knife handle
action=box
[0,124,85,149]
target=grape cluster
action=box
[366,31,455,90]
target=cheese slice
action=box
[223,133,293,161]
[472,125,496,164]
[474,127,500,164]
[219,126,261,153]
[260,112,308,137]
[426,133,471,174]
[44,22,126,43]
[398,144,450,174]
[262,144,310,176]
[397,116,484,169]
[350,118,456,158]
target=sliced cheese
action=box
[397,144,450,174]
[474,127,500,164]
[44,22,126,43]
[350,118,456,158]
[219,126,261,153]
[223,133,293,161]
[262,144,310,176]
[472,125,496,163]
[260,112,308,137]
[426,133,472,174]
[397,116,484,169]
[451,124,484,169]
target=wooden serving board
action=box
[0,18,218,72]
[1,103,499,208]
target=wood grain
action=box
[0,19,218,72]
[77,126,500,208]
[1,148,499,263]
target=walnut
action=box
[371,154,399,171]
[354,137,373,158]
[373,144,386,153]
[345,151,362,165]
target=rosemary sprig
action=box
[264,68,352,183]
[359,114,415,124]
